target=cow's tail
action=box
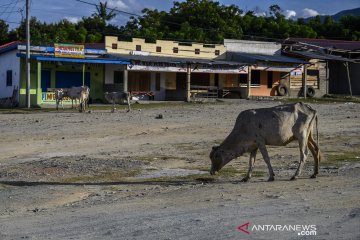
[315,113,319,148]
[304,103,320,159]
[311,106,320,162]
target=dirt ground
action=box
[0,99,359,240]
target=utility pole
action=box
[26,0,31,108]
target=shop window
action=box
[267,71,273,88]
[173,47,179,53]
[307,69,319,77]
[136,45,141,51]
[195,49,200,55]
[6,70,12,86]
[128,72,151,91]
[215,50,220,56]
[114,71,124,85]
[238,74,247,85]
[191,73,210,86]
[155,73,161,91]
[156,46,161,52]
[251,70,260,86]
[112,43,117,49]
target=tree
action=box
[0,20,9,44]
[269,4,282,19]
[92,1,116,23]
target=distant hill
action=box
[332,7,360,21]
[305,7,360,22]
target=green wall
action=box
[19,59,105,107]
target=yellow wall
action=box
[106,37,226,60]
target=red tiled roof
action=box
[0,41,23,49]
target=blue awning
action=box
[17,53,130,64]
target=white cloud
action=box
[301,8,319,18]
[284,10,296,19]
[254,12,266,17]
[64,16,81,23]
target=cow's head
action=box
[210,146,237,175]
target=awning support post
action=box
[246,65,251,98]
[344,62,352,97]
[302,64,307,99]
[82,63,85,86]
[123,67,128,92]
[186,63,191,102]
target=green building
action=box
[17,44,129,107]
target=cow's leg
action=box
[291,135,308,180]
[308,135,320,178]
[241,149,257,182]
[56,99,59,110]
[258,143,275,181]
[127,93,131,112]
[111,101,115,113]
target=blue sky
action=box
[1,0,359,29]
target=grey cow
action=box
[210,102,321,182]
[104,91,131,112]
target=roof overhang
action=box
[106,53,247,66]
[16,53,130,64]
[284,50,357,63]
[228,52,309,65]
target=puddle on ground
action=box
[131,168,208,179]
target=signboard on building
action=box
[54,44,85,58]
[42,92,73,104]
[128,62,248,74]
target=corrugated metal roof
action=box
[228,52,308,64]
[106,53,247,66]
[287,50,356,62]
[285,38,360,51]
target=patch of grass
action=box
[322,151,360,166]
[173,143,198,151]
[59,170,141,183]
[281,96,360,104]
[133,155,184,162]
[0,101,229,114]
[0,183,14,190]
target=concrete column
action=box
[186,64,191,102]
[247,65,252,98]
[302,64,307,99]
[123,67,128,92]
[345,62,352,97]
[36,61,42,105]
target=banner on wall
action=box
[127,62,248,74]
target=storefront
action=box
[105,53,248,101]
[17,44,129,106]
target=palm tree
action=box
[93,1,116,23]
